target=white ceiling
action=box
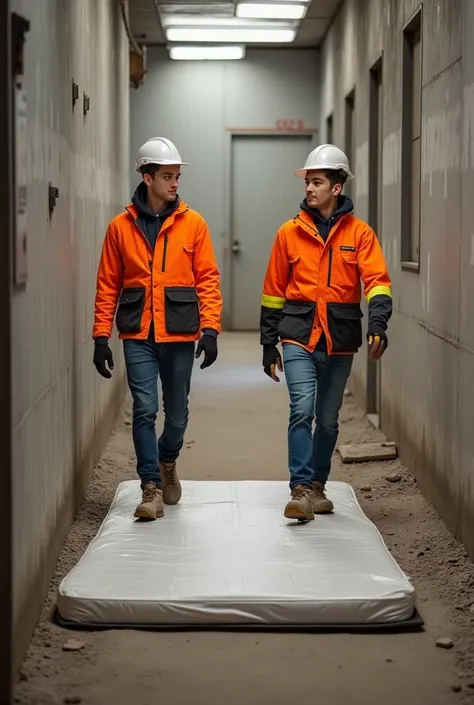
[128,0,342,48]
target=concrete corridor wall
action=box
[11,0,129,668]
[320,0,474,558]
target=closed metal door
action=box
[230,134,312,330]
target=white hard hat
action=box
[294,143,353,180]
[135,137,189,172]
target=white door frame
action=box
[224,129,318,331]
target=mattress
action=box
[57,480,420,629]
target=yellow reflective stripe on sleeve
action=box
[261,294,286,309]
[366,285,392,303]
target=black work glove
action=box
[93,339,114,378]
[195,333,218,369]
[366,327,388,361]
[263,345,283,382]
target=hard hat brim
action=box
[294,168,307,178]
[294,166,354,181]
[136,159,190,172]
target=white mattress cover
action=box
[57,480,415,626]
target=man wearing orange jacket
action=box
[93,137,222,520]
[260,144,392,521]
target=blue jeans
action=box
[282,343,353,488]
[123,338,195,488]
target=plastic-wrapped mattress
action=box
[57,480,419,629]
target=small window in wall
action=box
[401,7,422,270]
[345,90,355,200]
[326,114,333,143]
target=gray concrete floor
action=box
[15,333,474,704]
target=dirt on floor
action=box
[14,333,474,705]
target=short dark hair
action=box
[324,169,347,188]
[140,163,160,178]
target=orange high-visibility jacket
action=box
[260,208,392,354]
[93,200,222,343]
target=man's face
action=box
[305,169,341,209]
[144,165,181,202]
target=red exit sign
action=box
[275,119,305,131]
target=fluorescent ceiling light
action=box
[237,3,307,19]
[168,45,245,60]
[165,27,297,42]
[160,15,297,27]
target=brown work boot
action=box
[159,460,182,505]
[284,484,315,521]
[312,481,334,514]
[134,482,164,520]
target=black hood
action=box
[131,181,179,250]
[132,181,179,219]
[300,195,353,241]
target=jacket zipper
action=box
[295,214,318,236]
[126,204,189,298]
[159,207,188,272]
[327,245,333,287]
[134,218,153,255]
[295,212,342,289]
[161,233,168,272]
[146,258,153,316]
[132,218,154,315]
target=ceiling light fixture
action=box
[161,15,297,27]
[168,45,245,60]
[165,27,297,42]
[236,3,307,20]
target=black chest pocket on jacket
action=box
[326,303,363,352]
[277,301,315,345]
[116,287,146,334]
[164,287,201,335]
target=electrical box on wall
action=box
[130,44,147,89]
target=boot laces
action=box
[142,486,158,502]
[162,463,176,485]
[313,485,326,497]
[292,485,310,500]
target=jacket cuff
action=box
[94,336,109,345]
[366,326,386,337]
[368,294,392,332]
[202,328,218,338]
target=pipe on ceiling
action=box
[119,0,143,55]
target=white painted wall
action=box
[130,47,320,323]
[11,0,129,664]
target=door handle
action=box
[232,239,241,255]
